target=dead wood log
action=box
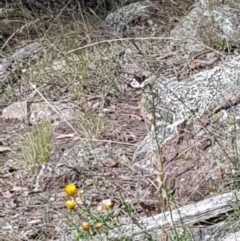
[94,191,240,240]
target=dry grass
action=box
[12,121,52,175]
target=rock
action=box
[134,55,240,204]
[34,144,130,191]
[0,42,43,86]
[171,0,240,52]
[29,102,81,125]
[222,230,240,241]
[137,55,240,157]
[12,42,42,60]
[54,144,129,181]
[104,1,154,33]
[2,100,81,125]
[2,101,28,120]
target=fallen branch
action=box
[95,191,240,240]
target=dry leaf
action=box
[27,220,41,225]
[72,135,81,141]
[189,60,197,69]
[56,134,75,139]
[0,146,11,152]
[11,186,28,192]
[128,114,143,121]
[103,160,119,168]
[75,197,83,205]
[2,190,12,199]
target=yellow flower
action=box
[95,222,103,229]
[66,198,76,210]
[101,203,108,211]
[101,199,115,211]
[65,183,77,196]
[78,189,84,196]
[82,222,90,232]
[108,199,115,209]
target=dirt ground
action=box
[0,67,163,240]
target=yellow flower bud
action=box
[101,203,108,211]
[95,222,103,229]
[107,199,115,209]
[65,198,76,210]
[78,189,84,196]
[101,199,115,211]
[82,222,90,232]
[65,183,77,196]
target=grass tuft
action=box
[13,121,52,175]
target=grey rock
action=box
[151,56,240,141]
[222,230,240,241]
[12,42,42,60]
[2,101,28,120]
[171,0,240,53]
[0,42,43,86]
[104,1,154,33]
[135,55,240,165]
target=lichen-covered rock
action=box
[0,42,43,86]
[54,144,129,181]
[34,143,157,210]
[140,56,240,149]
[133,54,240,204]
[104,1,154,33]
[171,0,240,52]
